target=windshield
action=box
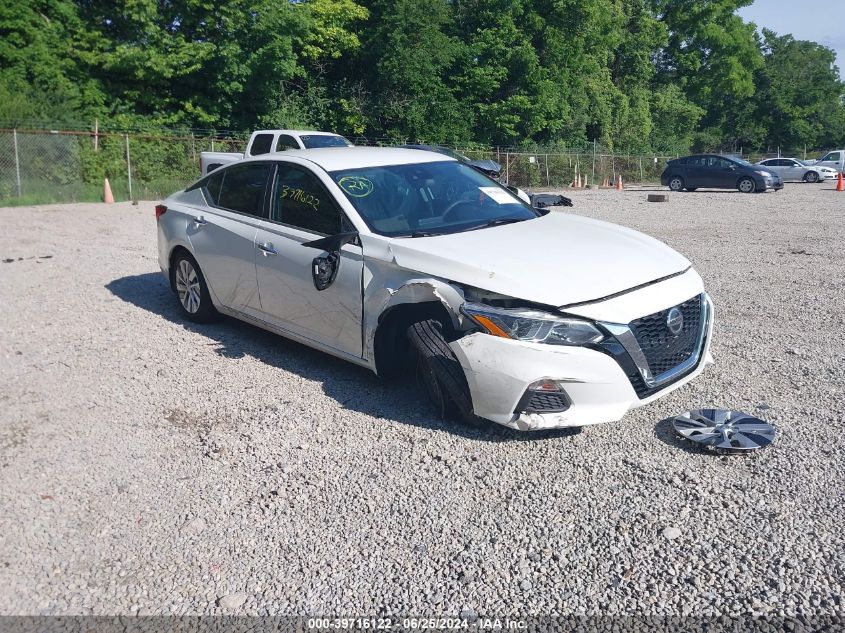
[731,157,754,167]
[301,135,353,149]
[432,146,471,162]
[330,161,537,237]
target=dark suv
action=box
[661,154,783,193]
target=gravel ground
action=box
[0,184,843,618]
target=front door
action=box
[255,162,364,358]
[711,157,739,188]
[187,162,271,312]
[782,159,803,181]
[818,151,842,172]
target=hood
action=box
[381,212,691,308]
[467,158,502,175]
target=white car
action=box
[756,157,837,182]
[156,148,713,431]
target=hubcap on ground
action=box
[672,409,776,452]
[175,259,201,314]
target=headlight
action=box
[754,170,771,177]
[462,302,604,346]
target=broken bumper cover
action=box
[449,308,714,431]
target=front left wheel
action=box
[738,177,756,193]
[803,171,820,183]
[407,319,484,427]
[668,176,685,192]
[172,253,219,323]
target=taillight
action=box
[155,204,167,221]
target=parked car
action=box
[200,129,353,175]
[756,157,837,182]
[814,149,845,174]
[399,144,547,206]
[399,144,503,179]
[661,154,783,193]
[157,147,713,431]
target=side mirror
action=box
[302,231,359,291]
[302,231,359,252]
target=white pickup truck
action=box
[200,129,353,175]
[815,149,845,174]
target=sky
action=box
[738,0,844,73]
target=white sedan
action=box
[756,157,837,182]
[156,148,713,431]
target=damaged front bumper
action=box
[449,295,715,431]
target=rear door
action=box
[759,159,783,179]
[187,162,270,312]
[684,156,707,187]
[254,162,364,357]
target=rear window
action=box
[249,134,274,156]
[300,135,353,149]
[276,134,299,151]
[216,163,270,216]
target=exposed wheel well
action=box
[373,301,460,380]
[168,245,193,292]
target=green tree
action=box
[77,0,310,129]
[0,0,105,125]
[652,0,763,150]
[752,29,845,152]
[359,0,471,143]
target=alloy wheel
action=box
[175,259,202,314]
[738,178,755,193]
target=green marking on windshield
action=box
[338,176,374,198]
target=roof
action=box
[252,129,340,136]
[244,147,456,171]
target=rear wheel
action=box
[803,171,820,183]
[172,253,219,323]
[406,319,484,427]
[668,176,685,192]
[738,177,756,193]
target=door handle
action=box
[192,216,207,227]
[258,242,278,256]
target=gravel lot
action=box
[1,183,844,618]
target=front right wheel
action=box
[738,177,756,193]
[803,171,820,183]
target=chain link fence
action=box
[0,128,831,207]
[0,129,245,206]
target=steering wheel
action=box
[441,199,481,223]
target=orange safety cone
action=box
[103,178,115,203]
[616,175,624,191]
[837,172,844,192]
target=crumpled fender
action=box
[361,238,468,365]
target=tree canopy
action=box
[1,0,843,153]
